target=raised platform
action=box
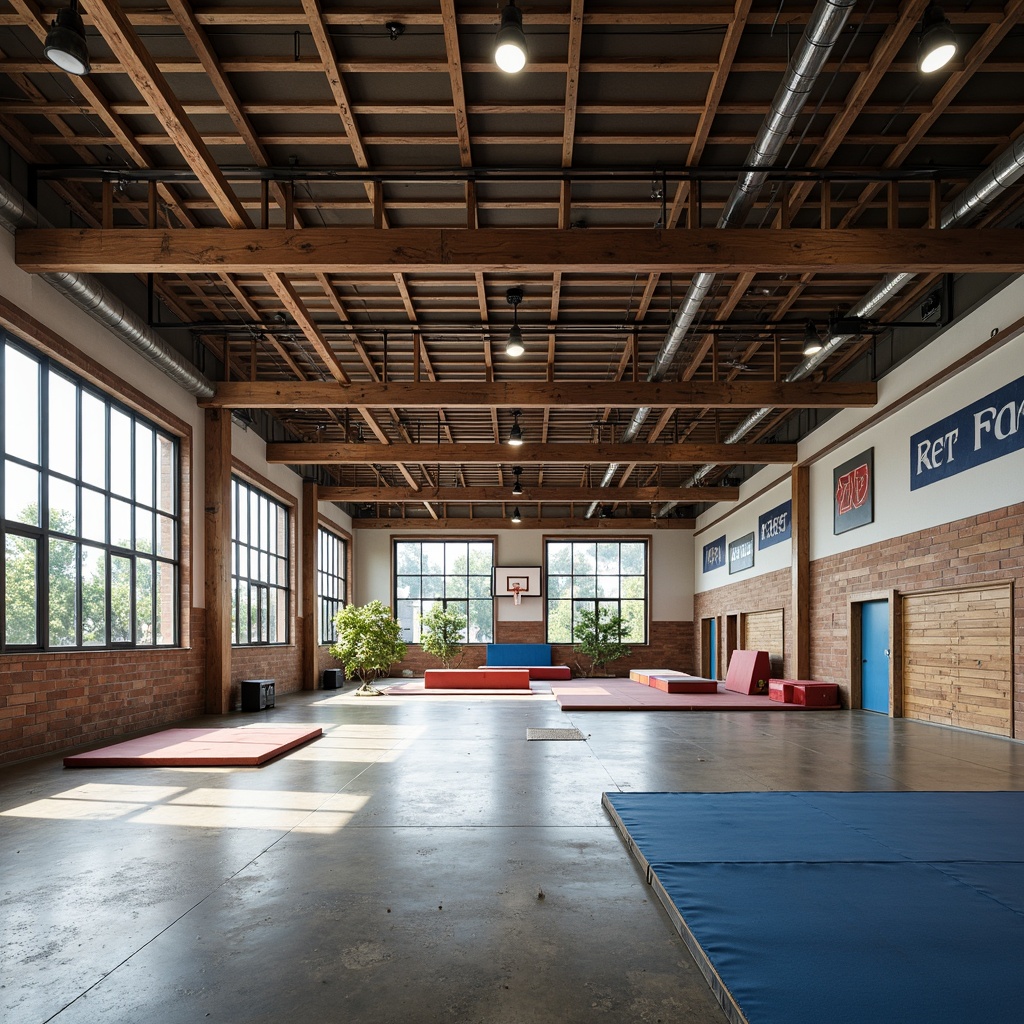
[424,668,531,689]
[552,677,841,712]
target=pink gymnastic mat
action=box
[552,678,840,712]
[63,725,323,768]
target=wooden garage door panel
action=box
[902,585,1012,737]
[742,609,784,676]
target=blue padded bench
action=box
[485,643,572,681]
[487,643,552,667]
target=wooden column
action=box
[204,407,233,713]
[301,479,319,690]
[791,463,810,680]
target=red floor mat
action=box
[552,678,841,711]
[63,725,323,768]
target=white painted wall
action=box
[354,526,693,622]
[693,274,1024,582]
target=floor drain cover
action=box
[527,727,585,741]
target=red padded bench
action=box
[769,680,840,706]
[495,665,572,681]
[424,668,530,689]
[724,650,771,695]
[648,675,718,694]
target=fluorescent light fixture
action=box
[918,4,958,73]
[494,1,527,74]
[44,0,90,76]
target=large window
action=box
[394,539,494,644]
[231,477,289,645]
[318,526,348,644]
[2,334,179,650]
[546,539,648,644]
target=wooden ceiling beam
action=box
[353,515,695,530]
[22,227,1023,275]
[202,380,876,410]
[320,485,738,503]
[266,441,797,466]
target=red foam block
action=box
[724,650,771,695]
[424,668,531,689]
[791,681,839,706]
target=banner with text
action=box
[703,536,726,574]
[758,500,792,550]
[910,373,1024,490]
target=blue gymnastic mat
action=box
[604,791,1024,1024]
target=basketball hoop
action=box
[512,583,522,606]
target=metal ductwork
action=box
[0,176,215,399]
[589,0,857,515]
[666,132,1024,510]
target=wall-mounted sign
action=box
[758,500,792,550]
[834,448,874,535]
[910,373,1024,490]
[703,535,726,573]
[728,532,755,574]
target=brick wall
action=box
[693,567,792,679]
[232,617,304,708]
[392,617,694,677]
[0,608,206,766]
[691,501,1024,719]
[810,501,1024,714]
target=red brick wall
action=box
[231,616,304,708]
[691,501,1024,717]
[392,618,694,677]
[810,501,1024,713]
[0,608,206,766]
[693,567,792,679]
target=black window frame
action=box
[544,538,650,645]
[393,538,495,645]
[230,475,290,646]
[317,524,348,645]
[1,331,180,652]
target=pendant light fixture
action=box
[43,0,91,76]
[505,286,525,357]
[802,320,823,357]
[511,506,522,524]
[917,3,958,73]
[494,1,528,74]
[507,409,524,446]
[511,466,523,496]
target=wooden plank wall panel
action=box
[742,609,785,677]
[902,585,1013,737]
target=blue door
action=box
[708,619,717,680]
[861,600,890,714]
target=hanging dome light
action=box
[494,1,528,74]
[802,320,823,357]
[511,467,523,496]
[507,409,524,446]
[511,506,522,523]
[917,4,958,73]
[505,286,525,357]
[43,0,91,76]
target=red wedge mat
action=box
[64,725,322,768]
[552,678,840,711]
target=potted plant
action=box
[330,600,407,696]
[573,606,633,677]
[419,602,468,668]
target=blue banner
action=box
[910,374,1024,490]
[703,535,726,573]
[758,500,792,550]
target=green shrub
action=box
[330,600,407,683]
[419,602,468,668]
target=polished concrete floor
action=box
[4,686,1024,1024]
